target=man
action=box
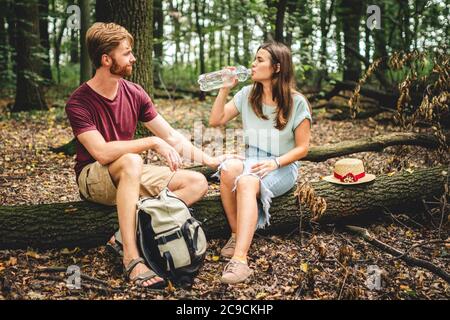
[66,23,238,288]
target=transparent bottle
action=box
[197,65,252,91]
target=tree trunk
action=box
[53,12,68,85]
[70,28,79,64]
[372,1,388,86]
[283,0,298,48]
[169,0,181,65]
[38,0,52,83]
[194,132,450,178]
[0,166,447,249]
[12,0,47,112]
[274,0,287,43]
[209,24,216,71]
[319,0,329,69]
[219,26,224,68]
[400,0,411,51]
[96,0,154,95]
[6,0,17,75]
[323,80,401,107]
[364,26,370,63]
[0,0,8,83]
[335,17,343,73]
[297,0,313,77]
[51,131,448,170]
[226,0,232,66]
[337,0,363,81]
[193,0,205,100]
[240,0,251,66]
[153,0,163,87]
[79,0,91,84]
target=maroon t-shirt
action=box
[65,79,158,180]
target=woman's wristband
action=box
[274,157,281,169]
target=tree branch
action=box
[346,225,450,283]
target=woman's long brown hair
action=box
[249,41,296,130]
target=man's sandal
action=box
[106,230,123,258]
[124,257,166,289]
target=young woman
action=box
[209,41,312,284]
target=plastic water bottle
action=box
[198,65,252,91]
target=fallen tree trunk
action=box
[322,81,399,106]
[328,107,385,121]
[0,166,447,249]
[194,132,448,178]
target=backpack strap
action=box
[182,218,200,253]
[163,251,177,275]
[156,230,183,245]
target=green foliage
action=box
[45,63,80,102]
[0,0,447,110]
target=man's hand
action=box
[206,154,245,170]
[153,137,183,171]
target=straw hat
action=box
[323,158,376,185]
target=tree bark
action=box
[297,0,313,77]
[0,0,8,83]
[168,0,181,65]
[337,0,363,81]
[274,0,287,43]
[96,0,154,95]
[79,0,91,84]
[193,0,205,100]
[344,45,392,90]
[193,132,450,178]
[0,166,447,249]
[53,13,68,85]
[319,0,333,70]
[70,27,79,64]
[153,0,163,87]
[323,80,399,106]
[6,0,17,75]
[51,132,448,169]
[38,0,52,83]
[373,23,387,60]
[12,0,47,112]
[240,0,251,66]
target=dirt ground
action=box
[0,96,448,300]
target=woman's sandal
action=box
[124,257,167,289]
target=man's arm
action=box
[77,130,163,165]
[144,114,215,167]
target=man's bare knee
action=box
[192,172,208,196]
[170,170,208,195]
[114,153,143,179]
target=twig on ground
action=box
[345,225,450,283]
[338,270,348,300]
[36,266,112,287]
[391,239,449,261]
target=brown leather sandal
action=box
[124,257,166,289]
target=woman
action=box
[209,41,312,284]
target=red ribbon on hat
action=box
[334,171,365,183]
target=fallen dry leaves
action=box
[0,96,448,300]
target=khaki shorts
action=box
[78,161,176,206]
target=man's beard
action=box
[110,58,133,77]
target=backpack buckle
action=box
[157,229,183,245]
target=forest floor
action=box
[0,94,448,300]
